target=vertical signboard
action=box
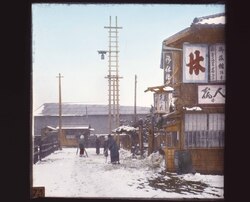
[163,52,173,84]
[209,44,226,82]
[183,43,208,83]
[198,85,225,104]
[154,93,170,113]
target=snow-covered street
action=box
[32,148,224,199]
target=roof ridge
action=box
[34,103,151,116]
[42,102,150,108]
[192,12,225,24]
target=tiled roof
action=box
[34,103,150,116]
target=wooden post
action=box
[138,123,143,157]
[117,133,120,149]
[148,127,153,156]
[134,74,137,124]
[148,107,155,156]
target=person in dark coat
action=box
[79,135,85,157]
[103,136,109,162]
[103,136,108,155]
[95,136,100,155]
[107,134,120,164]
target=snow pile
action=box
[144,152,165,169]
[120,149,165,170]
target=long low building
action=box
[33,103,150,146]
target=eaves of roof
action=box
[162,13,225,47]
[162,27,191,47]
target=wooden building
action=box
[146,13,225,174]
[34,103,150,148]
[57,125,93,147]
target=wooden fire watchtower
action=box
[104,16,123,134]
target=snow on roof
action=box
[195,16,225,25]
[55,125,91,130]
[145,85,174,93]
[183,106,202,111]
[192,13,225,26]
[45,126,57,131]
[162,13,225,46]
[112,125,138,133]
[34,103,150,116]
[163,86,174,91]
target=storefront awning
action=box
[144,85,174,93]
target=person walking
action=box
[103,136,109,162]
[107,134,120,164]
[78,135,85,157]
[95,136,100,155]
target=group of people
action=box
[78,134,120,164]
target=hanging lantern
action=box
[97,50,107,60]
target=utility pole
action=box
[134,74,137,125]
[85,106,88,122]
[103,16,123,134]
[56,73,63,150]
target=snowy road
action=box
[32,148,224,199]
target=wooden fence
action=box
[33,134,59,164]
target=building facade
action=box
[147,13,225,174]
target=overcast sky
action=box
[32,3,225,112]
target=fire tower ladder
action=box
[104,16,123,133]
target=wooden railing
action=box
[33,134,59,164]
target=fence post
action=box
[38,141,41,161]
